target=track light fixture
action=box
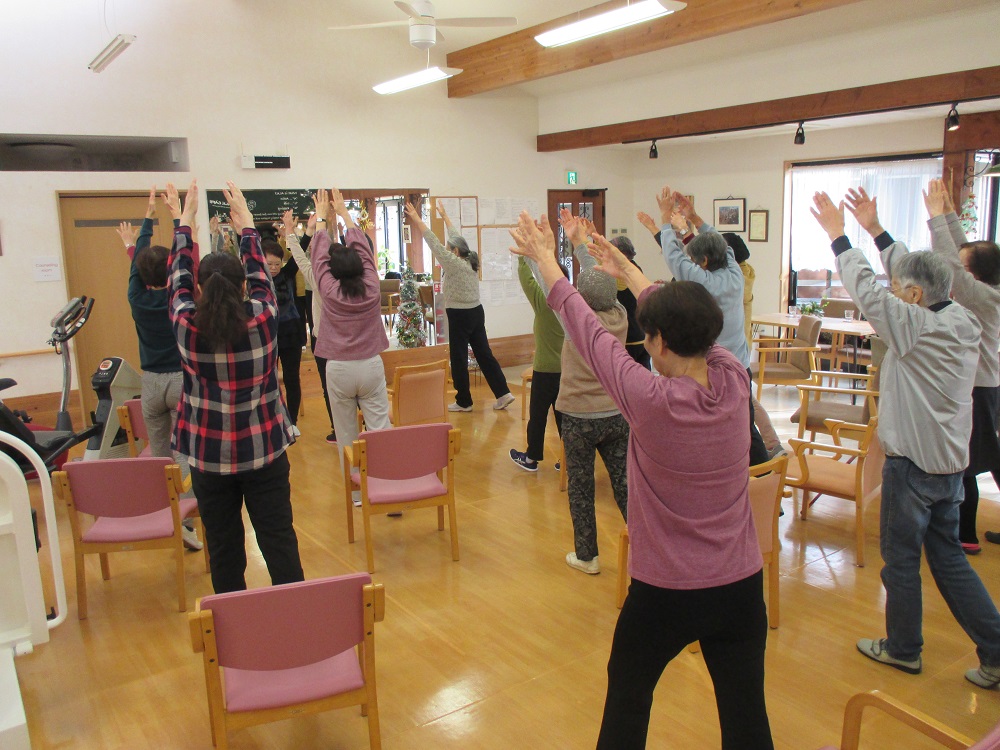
[946,103,961,132]
[794,122,805,145]
[649,140,658,159]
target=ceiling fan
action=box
[330,1,517,50]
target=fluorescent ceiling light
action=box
[89,33,136,73]
[535,0,685,48]
[373,66,462,95]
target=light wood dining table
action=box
[751,312,876,374]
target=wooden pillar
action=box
[406,192,425,273]
[942,110,1000,210]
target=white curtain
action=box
[790,157,943,273]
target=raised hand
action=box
[509,211,556,264]
[306,210,318,236]
[922,179,949,218]
[162,183,182,220]
[404,201,426,230]
[312,190,330,226]
[655,186,676,224]
[145,186,157,219]
[330,188,350,220]
[587,233,631,281]
[209,215,221,236]
[280,209,297,238]
[672,192,701,226]
[179,179,199,234]
[223,181,253,233]
[810,191,847,241]
[670,212,689,235]
[636,211,659,236]
[116,221,137,248]
[558,208,587,246]
[844,186,883,237]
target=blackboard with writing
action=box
[205,189,317,223]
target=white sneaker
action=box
[493,393,516,410]
[352,490,362,508]
[181,525,203,551]
[565,552,600,574]
[448,402,472,412]
[291,425,301,437]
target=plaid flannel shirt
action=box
[168,227,293,474]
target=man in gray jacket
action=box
[811,187,1000,690]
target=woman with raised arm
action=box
[924,179,1000,553]
[404,200,514,412]
[168,180,304,594]
[510,211,772,750]
[310,189,391,496]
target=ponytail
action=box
[195,253,249,350]
[328,244,366,298]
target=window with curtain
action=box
[789,156,943,298]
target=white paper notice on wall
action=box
[33,257,63,282]
[460,198,478,227]
[438,198,460,225]
[461,227,479,254]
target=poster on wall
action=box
[205,189,317,223]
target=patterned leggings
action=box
[562,413,630,561]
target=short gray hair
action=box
[892,251,953,306]
[687,232,728,271]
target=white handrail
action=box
[0,433,67,632]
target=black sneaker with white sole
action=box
[509,449,538,472]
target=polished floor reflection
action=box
[17,366,1000,748]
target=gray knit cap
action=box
[577,268,618,311]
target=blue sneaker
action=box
[509,449,538,472]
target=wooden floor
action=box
[15,377,1000,749]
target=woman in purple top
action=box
[510,213,772,750]
[310,189,391,487]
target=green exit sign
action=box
[567,171,578,185]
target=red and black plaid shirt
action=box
[168,227,293,474]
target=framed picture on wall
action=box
[748,209,769,242]
[713,198,746,232]
[402,224,412,244]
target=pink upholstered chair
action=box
[53,457,202,619]
[189,573,386,750]
[818,690,997,750]
[343,422,461,573]
[117,398,151,457]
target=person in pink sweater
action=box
[510,212,772,750]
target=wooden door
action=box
[546,189,606,283]
[57,193,178,419]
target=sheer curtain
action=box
[790,157,943,273]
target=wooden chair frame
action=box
[387,359,450,426]
[786,417,881,567]
[753,335,822,400]
[795,369,879,441]
[189,582,386,750]
[54,462,202,619]
[833,690,975,750]
[117,400,147,458]
[343,427,461,573]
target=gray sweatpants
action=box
[140,370,190,487]
[326,356,392,473]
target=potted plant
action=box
[798,299,827,317]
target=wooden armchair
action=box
[786,417,883,567]
[791,369,879,441]
[379,279,401,328]
[750,314,823,400]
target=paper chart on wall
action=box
[480,227,517,281]
[438,198,460,225]
[482,279,528,307]
[479,197,543,226]
[460,198,478,227]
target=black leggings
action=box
[960,472,1000,544]
[446,305,509,407]
[598,572,773,750]
[278,345,302,426]
[526,370,561,461]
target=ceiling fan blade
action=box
[329,20,409,30]
[394,1,423,20]
[435,16,518,28]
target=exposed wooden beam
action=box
[943,110,1000,208]
[446,0,863,98]
[536,66,1000,152]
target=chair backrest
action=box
[359,423,452,480]
[790,315,822,372]
[418,284,433,308]
[861,424,884,503]
[971,720,1000,750]
[199,573,372,671]
[393,360,448,426]
[748,454,788,556]
[380,279,401,307]
[63,457,174,517]
[123,398,148,441]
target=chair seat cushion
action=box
[786,455,856,498]
[750,362,810,379]
[790,402,866,428]
[224,647,364,712]
[367,473,447,505]
[82,497,198,543]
